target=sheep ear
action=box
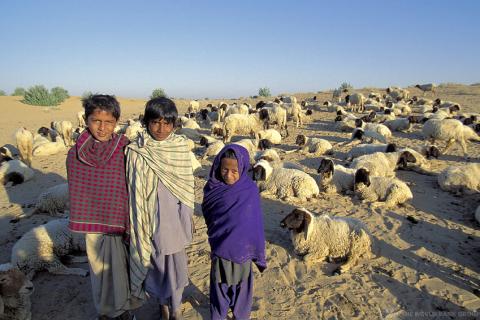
[402,150,416,163]
[354,169,370,187]
[302,210,312,229]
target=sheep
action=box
[0,160,34,186]
[415,83,437,96]
[0,267,33,320]
[77,110,86,128]
[411,144,441,159]
[231,138,259,162]
[190,151,202,173]
[349,128,389,144]
[386,87,410,101]
[252,160,319,201]
[11,219,88,279]
[258,104,288,137]
[124,120,144,141]
[384,117,412,132]
[422,118,480,157]
[222,114,263,143]
[51,121,73,147]
[346,143,397,161]
[345,93,365,112]
[32,137,66,157]
[280,96,297,104]
[350,150,417,178]
[37,127,58,142]
[179,116,201,130]
[317,158,356,194]
[188,100,200,114]
[33,183,69,216]
[14,128,33,168]
[201,140,225,159]
[224,104,249,117]
[355,120,392,141]
[282,102,304,127]
[334,115,356,132]
[280,208,372,274]
[0,144,19,164]
[176,127,203,142]
[257,129,282,145]
[437,163,480,195]
[32,133,50,151]
[353,168,413,208]
[294,134,333,156]
[254,149,303,170]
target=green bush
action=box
[0,90,5,96]
[12,87,26,96]
[150,88,168,99]
[258,87,271,97]
[339,82,353,92]
[22,85,68,106]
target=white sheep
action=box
[124,120,144,141]
[232,139,259,162]
[349,128,389,144]
[222,114,262,143]
[437,163,480,195]
[258,104,288,137]
[294,134,333,156]
[257,129,282,145]
[411,144,441,159]
[353,168,413,208]
[190,151,202,174]
[188,100,200,114]
[0,144,19,163]
[346,143,397,161]
[0,267,33,320]
[179,116,201,130]
[317,158,356,194]
[224,104,249,117]
[11,219,88,279]
[345,93,365,112]
[0,160,34,186]
[254,149,303,170]
[77,110,86,128]
[350,150,417,178]
[384,117,412,132]
[253,160,319,201]
[33,183,69,216]
[32,137,66,157]
[356,121,392,141]
[14,128,33,168]
[422,118,480,157]
[202,140,225,159]
[51,121,73,147]
[280,208,372,274]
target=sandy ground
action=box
[0,84,479,319]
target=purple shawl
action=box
[202,144,267,272]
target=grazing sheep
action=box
[51,121,73,147]
[0,267,33,320]
[0,160,34,186]
[222,114,262,143]
[188,100,200,114]
[422,118,480,157]
[295,134,333,156]
[415,83,437,95]
[14,128,33,168]
[253,160,319,201]
[258,104,288,137]
[77,110,86,128]
[257,129,282,145]
[317,158,356,194]
[32,138,66,157]
[280,208,372,274]
[11,219,88,279]
[346,143,397,161]
[282,102,304,127]
[437,163,480,195]
[350,150,417,178]
[353,168,413,208]
[33,183,69,216]
[345,93,365,112]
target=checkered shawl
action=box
[67,130,130,234]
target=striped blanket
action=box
[125,130,195,299]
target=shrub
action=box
[258,87,271,97]
[0,90,5,96]
[82,91,94,100]
[339,82,353,92]
[50,86,69,103]
[22,85,68,106]
[150,88,168,99]
[12,87,26,96]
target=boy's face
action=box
[148,118,174,141]
[220,158,240,185]
[87,108,117,142]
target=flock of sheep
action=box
[1,83,480,319]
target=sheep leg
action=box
[47,261,89,277]
[459,139,468,158]
[442,139,455,154]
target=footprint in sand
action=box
[322,293,362,319]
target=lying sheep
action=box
[422,118,480,158]
[0,144,19,164]
[0,160,34,186]
[33,183,69,216]
[317,158,356,194]
[412,144,441,159]
[15,128,33,168]
[334,115,356,132]
[254,149,303,170]
[355,120,392,141]
[354,168,413,208]
[32,137,66,157]
[51,121,73,147]
[346,143,397,161]
[253,160,319,201]
[384,117,412,132]
[350,150,417,178]
[437,163,480,195]
[223,114,262,143]
[349,128,389,144]
[280,208,372,274]
[179,116,201,130]
[231,138,259,162]
[295,134,333,156]
[257,129,282,145]
[0,267,33,320]
[201,140,225,159]
[11,219,88,279]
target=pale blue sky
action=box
[0,0,478,99]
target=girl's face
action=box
[220,158,240,185]
[87,108,117,142]
[148,118,174,141]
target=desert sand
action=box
[0,84,479,319]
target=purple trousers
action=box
[209,267,253,320]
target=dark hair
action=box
[142,97,178,127]
[216,149,238,181]
[82,94,121,120]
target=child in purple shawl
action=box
[202,144,267,320]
